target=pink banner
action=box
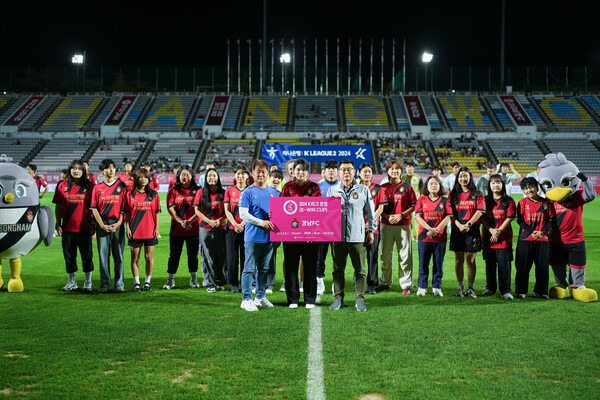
[105,95,136,125]
[205,95,229,125]
[5,95,44,125]
[403,95,428,126]
[270,197,341,242]
[499,95,532,126]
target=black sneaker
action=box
[143,282,151,291]
[533,292,549,300]
[367,285,377,295]
[132,283,141,292]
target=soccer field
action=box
[1,194,599,399]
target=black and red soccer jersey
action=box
[381,181,417,226]
[86,172,97,185]
[415,195,452,243]
[168,176,177,191]
[516,197,555,242]
[551,191,588,244]
[224,186,244,229]
[167,185,199,236]
[118,173,135,192]
[123,190,161,239]
[52,181,93,232]
[281,180,321,198]
[483,196,516,249]
[90,180,128,222]
[193,189,226,230]
[149,173,159,191]
[450,190,486,225]
[33,174,47,191]
[368,183,387,234]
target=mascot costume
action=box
[0,154,54,292]
[537,152,597,302]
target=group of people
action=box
[50,152,595,312]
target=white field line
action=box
[307,306,326,400]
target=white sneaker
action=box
[501,292,514,300]
[83,280,93,292]
[417,288,426,296]
[240,299,258,312]
[279,283,286,292]
[289,303,298,309]
[254,297,274,308]
[62,280,78,291]
[306,303,315,309]
[252,288,256,294]
[190,276,200,288]
[163,277,175,290]
[299,281,304,293]
[433,288,444,297]
[265,288,273,294]
[316,278,325,295]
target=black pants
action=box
[167,234,199,274]
[62,231,94,274]
[225,228,245,285]
[366,233,380,287]
[316,241,332,278]
[484,247,512,294]
[283,242,319,304]
[515,240,549,296]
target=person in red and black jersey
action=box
[117,161,135,192]
[52,159,94,292]
[90,159,128,293]
[224,165,250,293]
[515,177,555,299]
[168,165,180,191]
[26,164,48,199]
[358,163,387,295]
[123,168,161,291]
[379,159,417,295]
[480,174,516,299]
[281,158,322,309]
[194,168,227,293]
[163,165,200,290]
[414,176,452,297]
[141,162,160,191]
[83,161,97,185]
[449,167,485,298]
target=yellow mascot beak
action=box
[546,187,572,202]
[3,193,14,204]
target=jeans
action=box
[96,224,125,289]
[242,242,274,301]
[417,241,445,289]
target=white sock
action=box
[145,276,152,284]
[169,273,175,279]
[69,273,76,281]
[134,276,140,285]
[190,272,197,278]
[84,272,92,283]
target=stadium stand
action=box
[530,94,600,132]
[18,95,62,131]
[190,94,215,130]
[204,139,255,171]
[139,94,197,132]
[486,138,545,174]
[294,95,338,131]
[514,94,549,131]
[222,95,244,131]
[120,95,153,131]
[543,138,600,173]
[86,140,144,172]
[419,95,443,130]
[483,94,515,131]
[343,95,389,132]
[243,96,289,131]
[30,138,97,173]
[388,95,412,130]
[436,95,495,132]
[40,95,103,132]
[87,95,122,131]
[148,138,203,173]
[0,138,42,165]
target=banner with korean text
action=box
[270,197,341,242]
[262,144,371,169]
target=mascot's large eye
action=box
[541,180,553,190]
[561,177,571,187]
[15,184,27,198]
[0,186,3,197]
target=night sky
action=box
[2,1,599,69]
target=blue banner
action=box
[262,144,371,168]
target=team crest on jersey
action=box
[307,187,313,196]
[371,189,376,197]
[291,218,299,228]
[26,210,34,223]
[116,186,122,193]
[542,203,548,211]
[353,193,359,199]
[399,187,405,193]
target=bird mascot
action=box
[0,154,54,292]
[537,152,597,302]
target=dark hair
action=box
[200,168,224,212]
[338,159,354,168]
[405,161,416,167]
[384,159,403,175]
[450,167,480,205]
[324,159,338,169]
[451,161,460,167]
[500,162,510,168]
[422,176,443,196]
[66,159,91,191]
[252,159,269,171]
[28,164,37,172]
[174,165,198,189]
[269,169,284,180]
[486,174,511,207]
[99,159,115,171]
[293,158,310,172]
[431,165,442,172]
[131,168,156,199]
[358,162,372,173]
[520,176,540,191]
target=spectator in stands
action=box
[224,165,249,294]
[328,159,376,312]
[194,168,227,293]
[123,168,161,291]
[90,159,128,293]
[358,162,386,295]
[476,163,497,196]
[496,162,521,188]
[26,164,48,199]
[480,174,516,299]
[281,158,321,309]
[414,176,452,297]
[443,161,461,196]
[449,167,485,298]
[378,159,417,294]
[238,159,279,312]
[316,159,339,295]
[163,165,200,291]
[53,159,95,292]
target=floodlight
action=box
[422,52,433,63]
[279,53,291,63]
[72,54,84,64]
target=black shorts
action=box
[449,223,482,253]
[129,238,159,248]
[550,241,586,267]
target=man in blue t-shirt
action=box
[239,159,280,312]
